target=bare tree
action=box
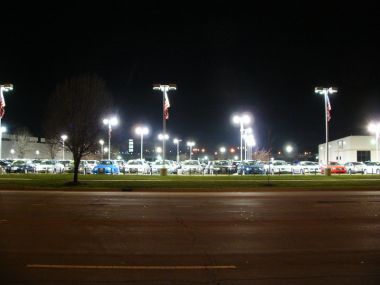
[45,138,60,159]
[12,128,32,159]
[252,149,271,162]
[46,74,112,184]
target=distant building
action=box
[318,135,377,164]
[1,133,72,160]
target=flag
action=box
[164,92,170,120]
[326,95,332,122]
[0,90,5,119]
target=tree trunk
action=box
[73,154,81,184]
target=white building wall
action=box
[318,135,377,164]
[1,134,73,160]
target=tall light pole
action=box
[232,113,251,162]
[61,134,67,161]
[368,122,380,162]
[315,87,338,168]
[187,141,195,160]
[99,139,104,159]
[173,138,182,163]
[135,126,149,160]
[0,83,13,160]
[153,84,176,175]
[103,117,119,160]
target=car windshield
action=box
[214,161,229,166]
[128,161,142,165]
[100,160,113,165]
[353,162,363,165]
[330,162,339,166]
[12,160,25,166]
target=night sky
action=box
[1,3,379,154]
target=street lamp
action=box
[10,149,15,159]
[103,116,119,160]
[153,84,177,175]
[187,141,195,160]
[232,113,251,162]
[135,126,149,160]
[315,87,338,166]
[0,83,13,160]
[61,134,67,161]
[173,138,182,163]
[99,139,104,159]
[36,150,40,159]
[285,145,293,153]
[104,147,109,155]
[368,122,380,162]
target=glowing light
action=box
[285,145,293,153]
[220,147,226,153]
[135,126,149,135]
[158,134,169,140]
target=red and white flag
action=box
[326,95,332,122]
[164,92,170,120]
[0,91,5,119]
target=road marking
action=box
[27,264,236,270]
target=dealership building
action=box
[318,135,378,164]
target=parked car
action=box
[5,160,29,173]
[363,161,380,174]
[92,160,120,174]
[237,161,265,175]
[209,160,237,174]
[151,160,177,174]
[115,160,126,174]
[268,160,293,174]
[178,160,203,174]
[34,160,56,173]
[344,162,365,174]
[292,161,320,174]
[125,159,150,174]
[320,162,347,174]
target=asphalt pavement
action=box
[1,190,380,284]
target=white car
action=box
[292,161,320,174]
[363,161,380,174]
[151,160,177,174]
[268,160,293,174]
[125,159,150,174]
[83,160,99,173]
[344,162,365,174]
[178,160,203,174]
[34,160,56,173]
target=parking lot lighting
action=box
[61,134,68,161]
[368,121,380,162]
[285,145,293,153]
[135,126,149,160]
[232,113,251,162]
[99,139,104,159]
[0,83,13,160]
[315,87,338,166]
[103,116,119,160]
[35,150,40,159]
[187,141,195,159]
[173,138,182,163]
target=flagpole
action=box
[162,90,166,168]
[324,91,329,165]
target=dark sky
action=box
[1,3,379,154]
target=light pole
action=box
[99,139,104,159]
[153,84,176,175]
[135,126,149,160]
[173,138,182,163]
[368,122,380,162]
[232,113,251,162]
[61,134,67,161]
[245,133,256,160]
[103,117,119,160]
[315,87,338,167]
[36,150,40,159]
[0,83,13,160]
[187,141,195,160]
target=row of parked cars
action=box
[1,158,380,175]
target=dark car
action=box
[209,160,236,174]
[5,160,29,173]
[237,161,265,175]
